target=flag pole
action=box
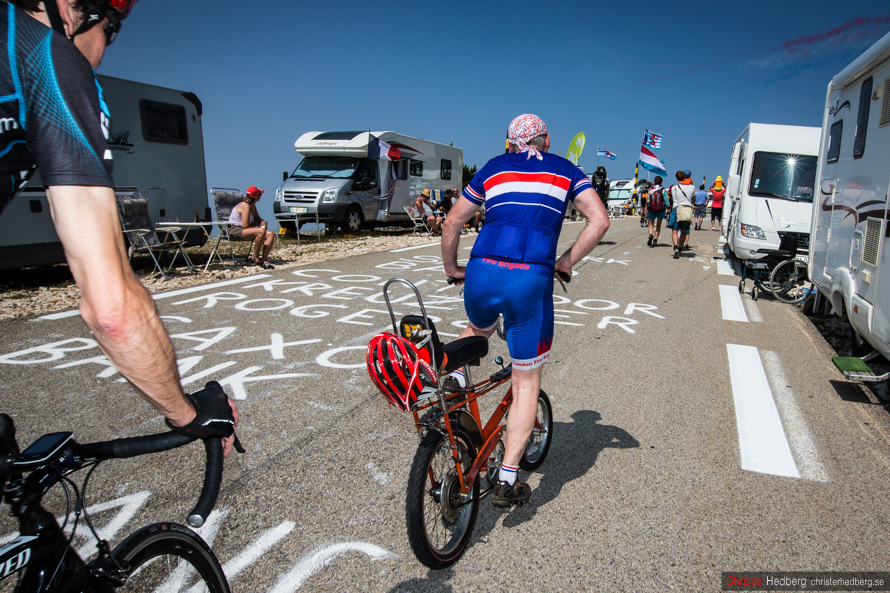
[633,162,639,212]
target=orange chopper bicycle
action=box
[366,278,553,569]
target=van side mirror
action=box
[727,175,741,197]
[282,171,288,182]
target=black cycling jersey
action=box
[0,3,113,214]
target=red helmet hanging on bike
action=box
[366,332,437,412]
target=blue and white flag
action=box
[643,129,663,150]
[596,146,617,160]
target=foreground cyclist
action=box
[0,0,238,451]
[441,114,609,506]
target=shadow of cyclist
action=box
[500,409,639,528]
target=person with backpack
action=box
[709,176,726,233]
[646,176,666,247]
[670,170,695,259]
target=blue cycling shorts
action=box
[463,257,554,370]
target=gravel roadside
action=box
[0,230,440,321]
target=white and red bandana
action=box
[508,114,548,160]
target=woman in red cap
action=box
[228,185,275,269]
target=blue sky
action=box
[99,0,890,223]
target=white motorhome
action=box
[273,131,462,233]
[724,123,820,261]
[0,75,209,271]
[607,179,637,212]
[809,31,890,364]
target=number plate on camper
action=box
[289,207,309,213]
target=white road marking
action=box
[268,542,396,593]
[389,242,441,252]
[743,297,763,323]
[717,259,734,276]
[39,275,273,320]
[719,285,748,322]
[212,521,295,590]
[761,351,830,482]
[726,344,800,478]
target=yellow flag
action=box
[566,133,585,165]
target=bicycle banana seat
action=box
[400,315,489,375]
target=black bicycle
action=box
[0,412,235,592]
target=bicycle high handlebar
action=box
[0,418,224,529]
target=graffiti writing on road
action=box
[1,256,665,398]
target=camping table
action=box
[156,221,235,272]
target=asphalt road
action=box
[1,216,889,592]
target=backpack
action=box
[648,187,665,212]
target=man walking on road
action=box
[0,0,238,453]
[693,184,709,230]
[441,114,610,507]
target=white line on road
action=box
[719,285,748,322]
[717,259,734,276]
[39,274,273,320]
[726,344,800,479]
[761,350,830,482]
[389,242,441,252]
[268,542,396,593]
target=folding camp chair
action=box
[116,191,194,278]
[404,206,433,235]
[206,188,249,269]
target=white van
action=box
[0,76,210,271]
[607,179,637,213]
[724,123,820,261]
[273,131,462,233]
[809,31,890,365]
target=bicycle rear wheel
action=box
[111,522,230,592]
[769,259,811,304]
[519,390,553,471]
[405,429,479,569]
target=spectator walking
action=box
[646,176,666,247]
[670,171,695,259]
[693,184,709,230]
[709,176,726,233]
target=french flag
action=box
[638,145,667,176]
[368,135,401,161]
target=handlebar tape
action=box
[75,432,223,528]
[187,438,223,528]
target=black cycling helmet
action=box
[44,0,137,45]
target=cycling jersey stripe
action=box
[6,4,24,130]
[484,171,571,191]
[485,180,569,202]
[0,139,25,159]
[486,200,564,215]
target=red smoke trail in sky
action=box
[780,15,890,50]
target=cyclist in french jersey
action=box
[1,1,238,453]
[442,114,609,507]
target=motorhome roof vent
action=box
[881,77,890,127]
[862,217,882,267]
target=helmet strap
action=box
[42,0,69,38]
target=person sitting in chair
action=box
[228,185,275,269]
[414,188,442,235]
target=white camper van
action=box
[724,123,820,261]
[809,31,890,366]
[273,131,462,233]
[0,76,209,271]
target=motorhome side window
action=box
[441,159,452,180]
[748,151,817,202]
[353,159,378,190]
[827,120,842,163]
[853,77,872,158]
[410,160,423,177]
[391,160,408,180]
[139,100,188,145]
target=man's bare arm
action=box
[555,188,610,275]
[441,196,479,278]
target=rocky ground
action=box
[0,228,438,321]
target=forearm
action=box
[47,186,195,426]
[557,189,610,269]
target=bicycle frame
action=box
[381,278,539,498]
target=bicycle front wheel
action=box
[520,389,553,471]
[769,259,811,304]
[111,522,230,593]
[405,429,479,570]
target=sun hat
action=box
[420,189,431,198]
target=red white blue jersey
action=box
[462,151,591,266]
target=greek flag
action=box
[643,129,663,150]
[596,146,617,160]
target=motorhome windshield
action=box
[291,156,364,179]
[748,152,817,202]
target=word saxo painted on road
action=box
[0,257,664,397]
